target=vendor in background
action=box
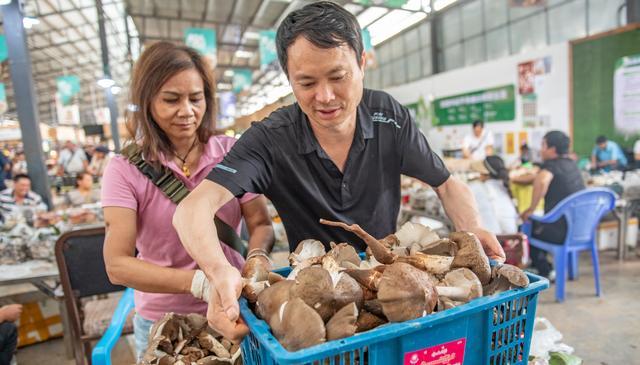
[174,1,505,342]
[0,153,9,192]
[591,135,627,172]
[634,139,640,168]
[0,174,47,219]
[64,172,100,207]
[87,145,111,177]
[11,151,27,176]
[57,140,88,176]
[462,120,494,160]
[0,304,21,365]
[102,41,274,359]
[521,131,585,278]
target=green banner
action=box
[356,0,408,7]
[259,30,277,70]
[185,28,217,66]
[232,69,253,94]
[56,75,81,106]
[0,35,7,63]
[433,85,515,126]
[0,83,6,115]
[362,28,373,52]
[404,96,430,129]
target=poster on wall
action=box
[517,57,551,95]
[433,85,515,126]
[613,54,640,134]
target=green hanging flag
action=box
[355,0,408,8]
[259,30,277,70]
[362,28,373,52]
[232,69,253,94]
[0,35,7,63]
[0,83,7,115]
[56,75,81,106]
[185,28,217,67]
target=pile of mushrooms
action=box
[139,313,241,365]
[243,219,530,352]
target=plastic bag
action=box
[529,318,574,359]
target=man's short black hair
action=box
[544,130,570,155]
[472,120,484,129]
[596,135,607,144]
[13,174,30,183]
[276,1,363,77]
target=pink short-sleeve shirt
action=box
[101,135,258,321]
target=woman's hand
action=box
[203,264,249,343]
[520,207,534,222]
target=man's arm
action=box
[520,169,553,221]
[434,176,506,261]
[173,179,249,342]
[240,196,275,277]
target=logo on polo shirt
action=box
[372,112,401,129]
[215,164,237,174]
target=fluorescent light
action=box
[235,50,254,58]
[402,0,431,12]
[433,0,458,11]
[224,70,234,77]
[0,0,12,5]
[243,31,260,40]
[217,83,232,90]
[22,16,40,29]
[110,86,122,95]
[368,10,427,46]
[357,7,388,28]
[97,78,115,88]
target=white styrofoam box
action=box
[596,218,638,251]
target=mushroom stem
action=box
[320,219,397,264]
[435,286,469,302]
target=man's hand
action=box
[0,304,22,322]
[468,226,506,263]
[520,207,534,222]
[199,265,248,343]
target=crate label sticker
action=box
[403,338,466,365]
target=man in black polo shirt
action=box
[173,1,505,341]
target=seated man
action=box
[0,174,48,221]
[591,135,627,172]
[0,304,21,365]
[521,131,585,278]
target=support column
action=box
[96,0,121,152]
[628,0,640,24]
[1,0,52,208]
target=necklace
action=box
[174,138,198,177]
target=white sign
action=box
[614,54,640,134]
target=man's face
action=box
[541,139,554,161]
[286,37,365,132]
[597,142,607,150]
[14,178,30,198]
[473,125,483,137]
[65,141,75,150]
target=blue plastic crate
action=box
[240,266,548,365]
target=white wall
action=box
[385,42,570,164]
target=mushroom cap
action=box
[396,253,453,276]
[442,268,483,302]
[394,222,440,248]
[450,231,492,285]
[270,298,326,352]
[411,238,457,257]
[377,262,438,322]
[343,268,382,291]
[327,242,362,268]
[363,299,385,318]
[326,302,359,341]
[242,280,270,303]
[256,280,294,321]
[355,310,387,333]
[289,266,336,322]
[334,273,364,309]
[268,272,286,285]
[483,264,530,295]
[289,239,326,266]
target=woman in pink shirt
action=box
[101,41,274,359]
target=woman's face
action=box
[151,68,206,143]
[78,174,93,189]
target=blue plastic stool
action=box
[92,287,135,365]
[521,188,615,302]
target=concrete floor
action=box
[16,250,640,365]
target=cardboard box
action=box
[596,217,638,251]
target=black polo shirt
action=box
[207,89,450,252]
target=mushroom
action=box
[326,242,362,268]
[270,298,326,352]
[410,238,457,257]
[394,221,440,248]
[197,331,231,358]
[326,302,359,341]
[363,299,385,318]
[449,231,492,285]
[396,252,454,275]
[255,280,294,321]
[289,239,326,267]
[377,262,438,322]
[241,256,271,303]
[343,268,383,292]
[289,266,336,322]
[320,219,397,264]
[435,268,483,303]
[483,264,530,295]
[334,272,364,309]
[356,310,387,332]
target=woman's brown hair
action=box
[126,41,216,163]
